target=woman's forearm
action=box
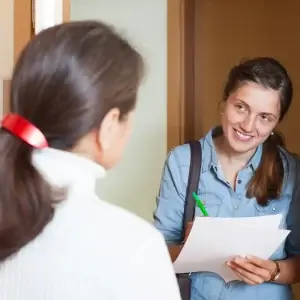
[276,257,300,284]
[168,244,183,262]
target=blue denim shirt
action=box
[154,128,300,300]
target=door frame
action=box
[13,0,70,63]
[2,0,33,117]
[167,0,198,151]
[2,0,70,115]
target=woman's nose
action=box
[240,116,255,133]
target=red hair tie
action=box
[1,113,48,149]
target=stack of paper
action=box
[173,214,289,282]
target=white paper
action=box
[173,214,290,282]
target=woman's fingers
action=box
[234,256,274,281]
[227,261,264,284]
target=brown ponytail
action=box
[247,131,285,206]
[0,129,58,261]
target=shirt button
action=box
[234,205,239,210]
[272,207,277,212]
[238,180,242,184]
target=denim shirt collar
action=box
[201,126,262,173]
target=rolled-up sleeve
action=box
[153,149,186,244]
[286,157,300,257]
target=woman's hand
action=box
[226,255,277,285]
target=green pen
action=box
[192,192,209,217]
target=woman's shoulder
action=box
[279,147,300,172]
[84,196,165,251]
[101,200,162,236]
[278,147,300,191]
[167,138,206,167]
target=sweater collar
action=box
[32,148,105,191]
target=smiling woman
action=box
[218,57,292,205]
[153,57,300,300]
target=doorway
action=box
[167,0,300,297]
[168,0,300,154]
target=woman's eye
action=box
[261,114,271,122]
[235,104,246,112]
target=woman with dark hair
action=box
[154,57,300,299]
[0,21,181,300]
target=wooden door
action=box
[194,0,300,155]
[167,0,197,151]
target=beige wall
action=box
[71,0,167,221]
[0,0,13,78]
[195,0,300,154]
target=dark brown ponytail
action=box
[0,129,56,261]
[223,57,293,206]
[247,131,285,206]
[0,21,144,261]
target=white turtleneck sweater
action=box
[0,148,181,300]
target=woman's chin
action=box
[227,138,257,154]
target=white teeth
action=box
[235,130,251,141]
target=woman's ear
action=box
[97,108,121,151]
[219,100,225,115]
[94,109,134,169]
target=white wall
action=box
[71,0,167,221]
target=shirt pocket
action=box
[195,192,223,217]
[253,194,291,220]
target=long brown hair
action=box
[0,21,144,261]
[222,57,293,206]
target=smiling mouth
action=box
[233,129,253,141]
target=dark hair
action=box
[222,57,293,206]
[0,21,144,260]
